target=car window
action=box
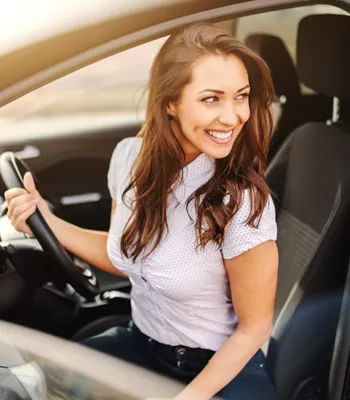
[235,4,349,93]
[0,37,168,124]
[0,20,234,135]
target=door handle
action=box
[14,145,40,160]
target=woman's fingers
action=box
[23,172,38,195]
[4,183,40,236]
[12,205,36,232]
[4,188,28,204]
[3,174,48,235]
[7,193,40,219]
[8,198,38,220]
[4,173,39,208]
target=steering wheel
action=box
[0,152,100,299]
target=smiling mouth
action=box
[205,129,234,143]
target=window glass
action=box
[0,37,167,123]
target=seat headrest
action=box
[245,34,300,98]
[297,14,350,99]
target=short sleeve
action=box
[107,146,119,200]
[221,190,277,259]
[107,137,142,201]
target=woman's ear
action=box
[167,102,177,120]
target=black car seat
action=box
[244,34,302,162]
[266,14,350,400]
[245,34,300,101]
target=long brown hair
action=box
[121,22,274,261]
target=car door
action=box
[0,119,142,230]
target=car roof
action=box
[1,0,230,54]
[0,0,340,106]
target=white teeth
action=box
[206,130,233,139]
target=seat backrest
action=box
[244,34,303,162]
[245,33,335,164]
[266,14,350,400]
[245,34,300,100]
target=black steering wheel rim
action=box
[0,152,99,299]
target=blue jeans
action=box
[81,322,277,400]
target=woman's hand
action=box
[4,172,52,235]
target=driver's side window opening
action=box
[0,37,168,125]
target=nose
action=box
[218,102,239,127]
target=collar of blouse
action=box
[172,152,215,203]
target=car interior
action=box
[1,4,350,400]
[243,32,336,164]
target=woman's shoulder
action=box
[224,188,275,217]
[107,137,142,200]
[112,136,142,163]
[221,188,277,259]
[234,188,276,223]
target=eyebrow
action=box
[197,85,250,95]
[237,84,250,93]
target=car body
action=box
[1,1,350,399]
[0,319,184,399]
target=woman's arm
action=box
[175,240,278,400]
[5,173,127,277]
[46,211,127,276]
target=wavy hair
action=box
[121,22,274,261]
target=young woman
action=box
[5,23,278,400]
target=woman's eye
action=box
[236,93,250,101]
[202,96,219,103]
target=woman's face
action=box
[168,54,250,164]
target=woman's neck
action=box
[184,152,202,166]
